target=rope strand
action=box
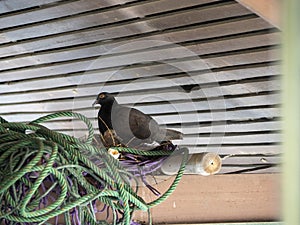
[0,112,188,225]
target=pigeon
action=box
[93,92,182,149]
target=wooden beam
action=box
[134,174,281,223]
[236,0,282,28]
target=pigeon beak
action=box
[92,100,98,107]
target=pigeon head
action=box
[92,92,115,106]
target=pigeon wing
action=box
[129,108,158,140]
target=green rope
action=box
[113,146,176,156]
[0,111,188,225]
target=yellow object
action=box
[108,148,120,159]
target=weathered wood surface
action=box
[0,0,281,173]
[133,174,281,223]
[0,2,249,44]
[0,0,65,14]
[0,16,272,59]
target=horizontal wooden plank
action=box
[152,108,279,124]
[0,77,280,105]
[140,2,251,34]
[51,120,281,135]
[134,174,280,223]
[1,106,280,126]
[0,0,137,30]
[0,0,238,44]
[207,48,279,67]
[131,93,280,114]
[219,165,280,174]
[0,62,280,96]
[0,61,280,96]
[0,32,280,71]
[0,46,280,83]
[186,145,280,155]
[25,126,280,154]
[39,119,280,137]
[0,92,280,115]
[172,133,280,145]
[20,116,280,144]
[8,114,269,141]
[45,129,281,145]
[47,174,281,222]
[173,120,281,134]
[0,0,64,14]
[221,155,280,165]
[0,17,274,59]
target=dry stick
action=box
[98,116,116,147]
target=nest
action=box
[0,112,188,225]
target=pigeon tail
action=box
[157,128,183,141]
[165,129,183,140]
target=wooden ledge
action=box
[134,174,281,224]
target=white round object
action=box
[107,148,120,159]
[161,152,222,176]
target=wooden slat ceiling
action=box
[0,0,281,174]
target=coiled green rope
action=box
[0,112,188,225]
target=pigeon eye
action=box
[99,93,106,99]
